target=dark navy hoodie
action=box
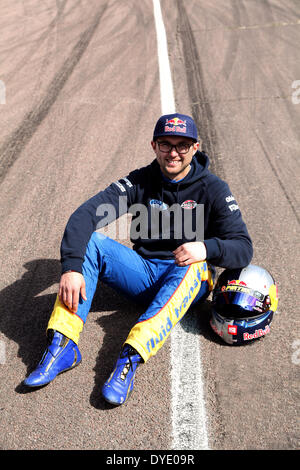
[60,151,253,273]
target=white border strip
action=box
[170,316,210,450]
[152,0,210,450]
[152,0,176,115]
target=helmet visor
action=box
[214,291,266,319]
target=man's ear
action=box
[151,140,156,151]
[192,141,200,155]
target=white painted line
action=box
[152,0,210,450]
[0,340,6,364]
[152,0,176,115]
[170,315,209,450]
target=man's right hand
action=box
[58,271,87,314]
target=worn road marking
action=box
[152,0,175,115]
[152,0,210,450]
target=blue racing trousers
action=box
[48,232,214,362]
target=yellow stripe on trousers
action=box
[47,296,83,344]
[125,262,213,363]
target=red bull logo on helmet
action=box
[228,280,247,286]
[243,325,270,341]
[165,117,187,134]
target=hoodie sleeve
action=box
[204,180,253,269]
[60,173,138,274]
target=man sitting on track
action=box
[24,113,253,406]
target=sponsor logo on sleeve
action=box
[121,177,133,188]
[113,180,126,192]
[225,194,239,212]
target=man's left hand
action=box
[173,242,207,266]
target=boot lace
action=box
[119,346,140,382]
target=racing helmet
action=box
[210,264,278,345]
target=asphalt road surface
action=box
[0,0,299,451]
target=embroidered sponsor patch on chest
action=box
[181,200,197,209]
[149,199,169,210]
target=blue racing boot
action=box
[24,330,82,387]
[102,344,142,405]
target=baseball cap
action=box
[153,113,198,142]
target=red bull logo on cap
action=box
[165,117,187,134]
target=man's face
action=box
[151,136,199,181]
